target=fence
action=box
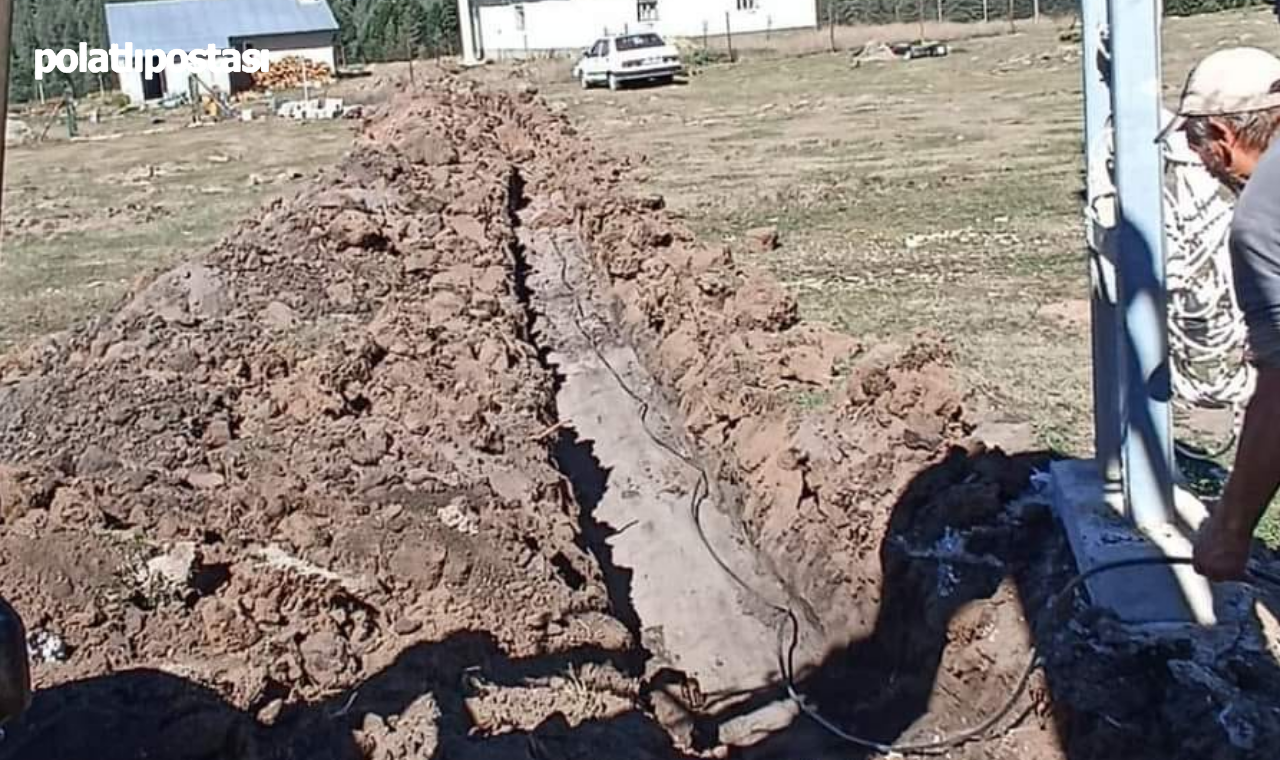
[819,0,1264,27]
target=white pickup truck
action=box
[572,33,683,91]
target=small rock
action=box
[257,698,285,726]
[403,251,436,275]
[347,426,390,466]
[392,617,422,636]
[202,419,233,448]
[745,226,780,252]
[277,512,325,550]
[261,301,298,330]
[325,282,356,307]
[146,541,199,589]
[185,470,226,490]
[328,209,382,249]
[299,631,348,687]
[75,444,120,476]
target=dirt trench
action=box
[514,188,821,746]
[0,79,1279,760]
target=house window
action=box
[514,4,526,31]
[638,0,659,21]
[736,0,758,9]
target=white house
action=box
[105,0,340,105]
[463,0,818,59]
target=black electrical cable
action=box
[550,224,1280,756]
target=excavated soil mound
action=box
[0,78,1278,760]
[0,96,638,759]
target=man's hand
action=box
[1194,367,1280,582]
[1193,509,1254,582]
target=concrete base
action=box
[1050,460,1249,627]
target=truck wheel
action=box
[608,73,621,91]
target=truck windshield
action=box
[615,34,664,51]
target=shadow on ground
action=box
[5,449,1280,760]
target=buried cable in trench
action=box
[505,168,649,662]
[552,219,1056,755]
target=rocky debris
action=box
[27,630,68,664]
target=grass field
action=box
[531,8,1279,455]
[0,113,352,351]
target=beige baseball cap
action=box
[1157,47,1280,142]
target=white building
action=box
[105,0,340,105]
[465,0,818,59]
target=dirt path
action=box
[520,203,817,745]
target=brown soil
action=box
[0,78,1278,760]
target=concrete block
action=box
[1050,459,1249,627]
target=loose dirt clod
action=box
[0,77,1278,760]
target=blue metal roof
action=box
[105,0,339,52]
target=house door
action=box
[228,40,255,95]
[141,54,166,100]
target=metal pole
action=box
[0,0,13,226]
[1108,0,1175,527]
[1081,0,1122,485]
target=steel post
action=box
[1081,0,1122,486]
[1107,0,1175,527]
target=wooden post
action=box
[725,12,735,62]
[189,74,200,123]
[917,0,926,41]
[983,0,990,23]
[702,20,709,50]
[1033,0,1041,23]
[1008,0,1016,32]
[937,0,943,23]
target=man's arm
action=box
[1194,367,1280,580]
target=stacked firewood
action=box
[253,56,334,90]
